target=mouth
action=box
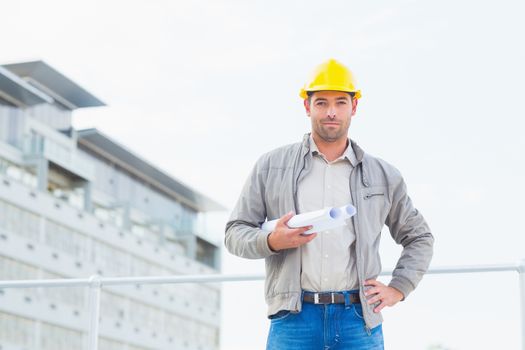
[322,122,340,126]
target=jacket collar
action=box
[301,133,365,165]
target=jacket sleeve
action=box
[224,156,279,259]
[385,173,434,300]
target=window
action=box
[196,237,218,269]
[0,159,37,188]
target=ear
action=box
[304,99,311,117]
[351,98,358,117]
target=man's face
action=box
[304,91,358,143]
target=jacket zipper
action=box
[350,163,375,331]
[364,192,384,200]
[293,147,309,212]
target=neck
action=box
[312,133,349,162]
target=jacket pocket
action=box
[358,188,389,242]
[363,192,385,200]
[266,251,288,296]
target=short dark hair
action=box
[307,91,355,104]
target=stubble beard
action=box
[315,122,350,143]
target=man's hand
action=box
[267,211,317,251]
[364,279,404,313]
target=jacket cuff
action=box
[388,277,414,301]
[257,230,280,257]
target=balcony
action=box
[20,117,95,182]
[23,135,95,182]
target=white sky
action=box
[2,0,525,349]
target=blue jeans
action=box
[266,291,384,350]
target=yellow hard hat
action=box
[299,58,362,100]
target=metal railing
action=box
[1,261,524,350]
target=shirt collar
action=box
[309,134,357,166]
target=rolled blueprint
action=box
[261,204,356,235]
[340,204,356,220]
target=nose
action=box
[327,107,336,119]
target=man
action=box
[225,59,434,349]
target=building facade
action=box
[0,61,224,350]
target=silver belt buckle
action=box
[314,293,320,304]
[331,292,335,303]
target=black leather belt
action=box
[303,292,360,305]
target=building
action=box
[0,61,224,350]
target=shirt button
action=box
[324,254,329,258]
[327,185,331,189]
[324,278,328,282]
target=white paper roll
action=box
[261,204,356,235]
[340,204,356,220]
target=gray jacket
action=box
[225,134,434,330]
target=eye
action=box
[315,101,327,106]
[337,100,348,105]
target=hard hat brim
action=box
[300,88,362,100]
